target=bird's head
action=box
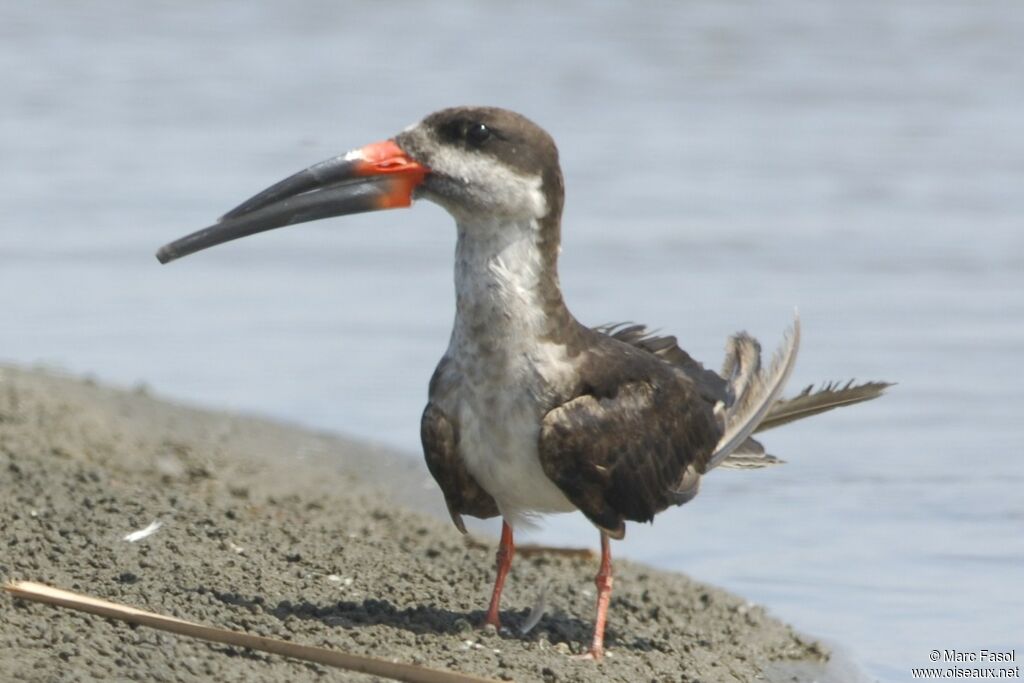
[157,106,563,264]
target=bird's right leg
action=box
[484,520,514,629]
[588,531,613,659]
[572,531,613,660]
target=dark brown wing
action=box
[421,402,499,533]
[538,336,720,539]
[595,323,728,404]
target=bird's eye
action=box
[465,122,493,147]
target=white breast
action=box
[454,375,575,527]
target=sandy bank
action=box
[0,365,827,682]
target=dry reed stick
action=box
[4,581,499,683]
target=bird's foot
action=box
[570,647,604,661]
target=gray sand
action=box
[0,365,827,682]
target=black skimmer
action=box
[157,106,889,659]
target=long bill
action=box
[156,140,428,264]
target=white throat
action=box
[451,217,554,356]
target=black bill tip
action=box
[156,245,175,264]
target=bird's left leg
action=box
[484,520,515,629]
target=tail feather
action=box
[707,313,801,471]
[757,380,893,432]
[717,436,785,469]
[719,331,761,406]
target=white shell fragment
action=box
[123,520,163,543]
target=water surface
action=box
[3,2,1022,680]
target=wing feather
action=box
[539,370,718,539]
[421,403,499,533]
[758,380,893,432]
[708,314,801,468]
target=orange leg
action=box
[484,521,514,629]
[588,532,613,659]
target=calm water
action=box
[3,2,1022,680]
